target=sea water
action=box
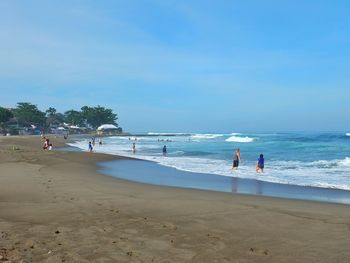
[70,132,350,190]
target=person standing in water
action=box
[132,143,136,154]
[256,154,264,173]
[162,145,167,156]
[88,141,93,152]
[232,148,241,170]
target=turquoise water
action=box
[71,132,350,190]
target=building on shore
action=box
[97,124,121,136]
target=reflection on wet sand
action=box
[231,177,263,195]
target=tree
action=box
[13,102,46,126]
[64,110,84,126]
[45,107,65,127]
[46,113,65,127]
[0,107,13,128]
[45,107,57,117]
[81,105,118,129]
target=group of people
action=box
[88,136,103,153]
[42,137,53,150]
[131,142,167,156]
[158,139,172,142]
[232,148,265,173]
[86,136,264,172]
[131,144,262,171]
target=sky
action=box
[0,0,349,133]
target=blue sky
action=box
[0,0,349,132]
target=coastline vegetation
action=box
[0,102,121,135]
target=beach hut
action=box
[54,126,68,135]
[97,124,119,135]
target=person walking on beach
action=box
[232,148,241,170]
[88,141,93,152]
[256,154,264,173]
[162,145,167,156]
[132,143,136,154]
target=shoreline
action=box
[67,136,350,202]
[1,136,350,262]
[99,159,350,205]
[69,133,350,193]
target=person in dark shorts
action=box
[256,154,264,173]
[162,145,167,156]
[232,148,241,169]
[88,141,93,152]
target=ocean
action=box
[70,132,350,191]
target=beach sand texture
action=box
[1,136,350,262]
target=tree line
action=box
[0,102,120,133]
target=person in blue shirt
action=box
[88,141,93,153]
[256,154,264,173]
[162,145,167,156]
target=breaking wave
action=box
[191,134,224,140]
[226,135,255,143]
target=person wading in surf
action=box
[232,148,241,170]
[256,154,265,173]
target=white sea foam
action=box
[308,157,350,168]
[147,132,188,135]
[68,137,350,191]
[226,135,255,143]
[191,134,224,140]
[346,133,350,137]
[337,157,350,167]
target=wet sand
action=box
[100,159,350,205]
[1,136,350,262]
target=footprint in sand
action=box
[0,231,8,239]
[250,247,269,256]
[207,233,220,240]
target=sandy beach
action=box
[1,136,350,263]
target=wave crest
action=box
[147,132,188,136]
[191,134,223,139]
[226,135,254,143]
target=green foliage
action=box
[13,102,46,126]
[81,105,118,129]
[64,110,85,126]
[0,107,13,127]
[46,113,65,127]
[1,103,121,131]
[45,107,57,117]
[45,107,63,127]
